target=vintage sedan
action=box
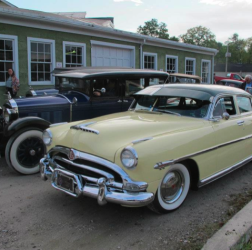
[1,67,168,175]
[40,84,252,213]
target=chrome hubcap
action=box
[161,170,184,204]
[29,149,36,156]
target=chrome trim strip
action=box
[199,154,252,187]
[53,156,115,181]
[56,93,71,103]
[132,137,153,144]
[8,99,18,114]
[47,147,148,190]
[154,134,252,170]
[70,122,99,134]
[49,122,68,127]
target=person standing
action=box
[243,75,252,92]
[6,68,19,98]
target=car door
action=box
[91,78,123,117]
[211,95,248,173]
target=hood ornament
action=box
[70,122,99,135]
[68,149,77,161]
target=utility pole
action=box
[225,41,231,76]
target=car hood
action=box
[50,111,206,162]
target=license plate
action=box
[56,173,74,192]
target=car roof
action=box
[52,67,169,79]
[134,84,251,101]
[219,79,243,83]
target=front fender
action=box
[5,117,51,138]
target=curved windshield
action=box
[133,95,210,118]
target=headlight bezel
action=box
[120,146,138,169]
[43,129,53,146]
[4,108,18,123]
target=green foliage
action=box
[137,19,179,41]
[179,26,217,47]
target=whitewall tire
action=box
[149,164,190,213]
[5,128,45,175]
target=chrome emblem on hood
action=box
[68,149,76,161]
[70,122,99,135]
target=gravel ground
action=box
[0,156,252,250]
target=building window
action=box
[166,55,178,73]
[185,58,196,75]
[143,52,157,70]
[63,42,86,67]
[0,34,18,86]
[201,60,211,83]
[27,37,55,85]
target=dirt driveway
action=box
[0,157,252,250]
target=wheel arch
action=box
[6,117,51,138]
[179,159,199,190]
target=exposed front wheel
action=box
[149,164,190,214]
[5,128,46,175]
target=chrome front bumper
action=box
[40,157,154,207]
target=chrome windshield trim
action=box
[154,134,252,170]
[132,137,153,144]
[48,147,148,190]
[199,155,252,187]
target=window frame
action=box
[201,59,211,84]
[27,37,55,86]
[63,41,86,68]
[0,34,19,86]
[166,55,178,73]
[143,52,157,70]
[185,57,196,75]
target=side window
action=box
[93,79,119,98]
[125,79,144,96]
[237,96,252,113]
[213,97,236,117]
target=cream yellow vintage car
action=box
[40,84,252,213]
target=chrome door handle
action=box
[117,100,122,103]
[237,120,244,126]
[123,100,129,103]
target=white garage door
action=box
[91,43,134,68]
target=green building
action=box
[0,0,218,105]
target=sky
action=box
[7,0,252,43]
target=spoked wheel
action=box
[148,164,190,214]
[5,127,45,175]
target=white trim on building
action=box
[201,59,211,83]
[0,33,18,86]
[185,57,196,75]
[27,37,55,85]
[143,52,157,70]
[166,55,178,73]
[63,41,86,67]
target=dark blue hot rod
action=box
[0,67,169,174]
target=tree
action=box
[137,19,178,41]
[227,33,246,63]
[179,26,217,47]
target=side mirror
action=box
[72,97,78,104]
[222,112,230,120]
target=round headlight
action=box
[120,147,138,169]
[43,129,52,145]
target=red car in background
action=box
[214,73,244,84]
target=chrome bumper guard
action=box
[40,157,154,207]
